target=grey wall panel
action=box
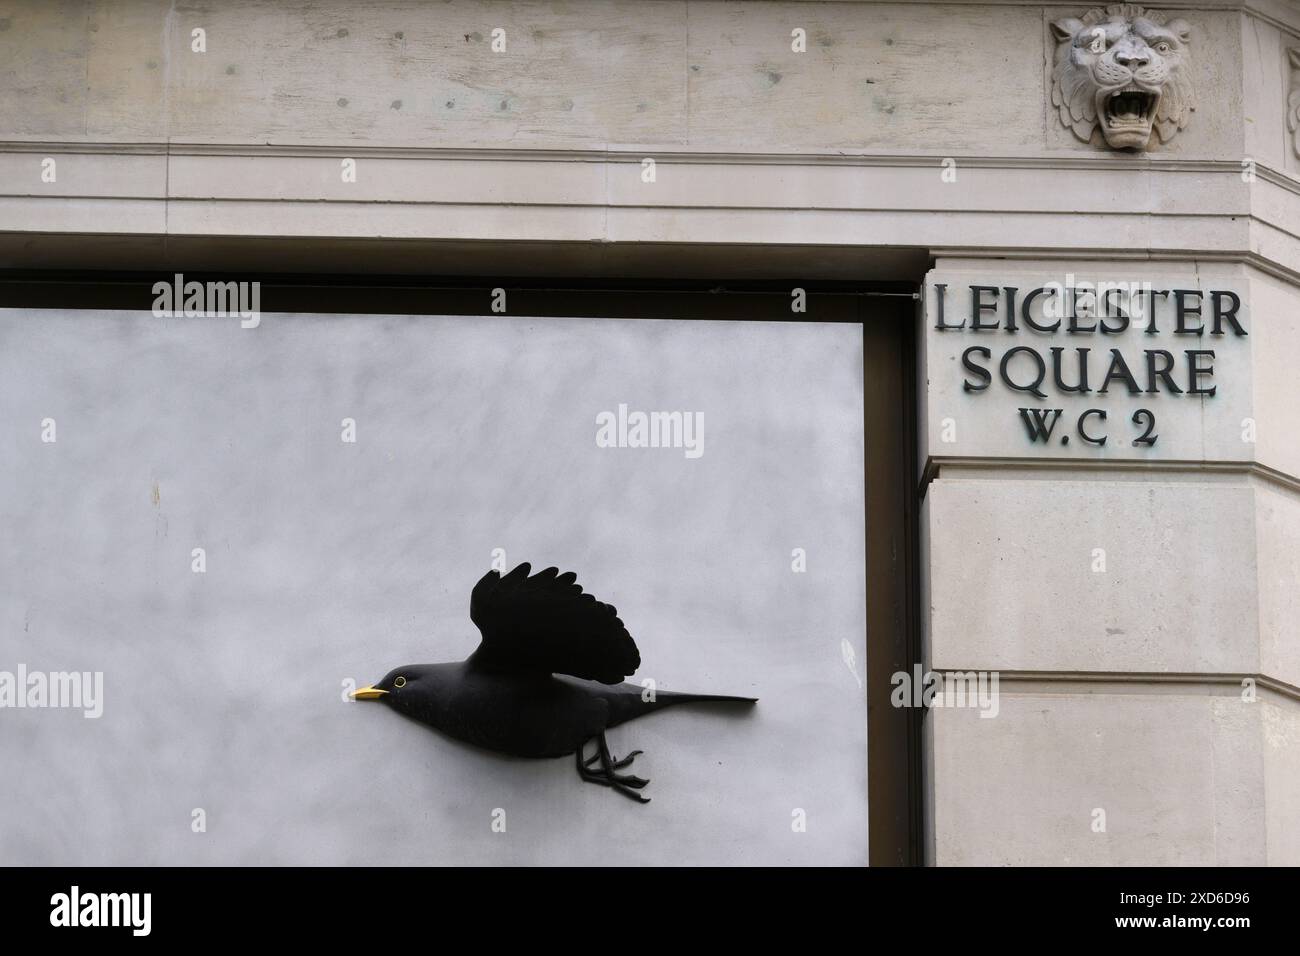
[0,309,867,865]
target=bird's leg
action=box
[584,748,642,770]
[575,734,650,803]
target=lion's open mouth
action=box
[1103,85,1158,130]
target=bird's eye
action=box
[394,676,406,688]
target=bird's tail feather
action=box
[605,686,757,726]
[654,690,758,705]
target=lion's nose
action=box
[1115,49,1150,69]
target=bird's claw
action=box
[576,735,651,803]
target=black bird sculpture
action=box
[352,562,757,802]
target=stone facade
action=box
[1,0,1296,864]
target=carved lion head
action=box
[1051,5,1193,150]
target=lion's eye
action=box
[1155,42,1171,54]
[394,676,407,688]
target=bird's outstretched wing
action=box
[467,562,641,684]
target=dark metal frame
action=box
[0,269,924,864]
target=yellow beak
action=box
[350,685,388,701]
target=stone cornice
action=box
[6,142,1298,204]
[0,140,1272,172]
[3,143,1298,287]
